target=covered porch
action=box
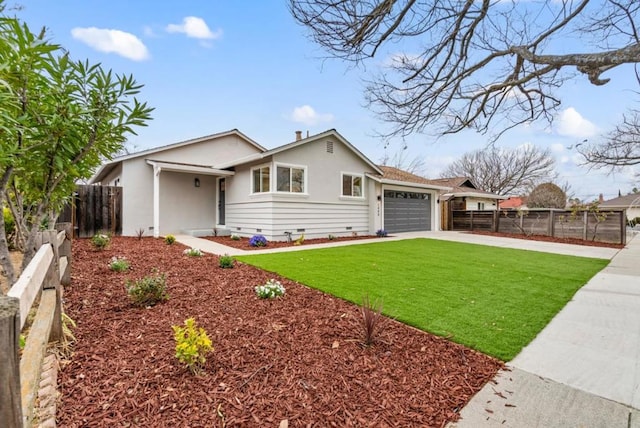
[147,160,235,238]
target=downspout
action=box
[153,164,161,238]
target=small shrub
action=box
[249,234,268,247]
[183,247,203,257]
[172,318,213,374]
[91,232,110,250]
[125,270,169,307]
[294,233,305,246]
[360,293,384,347]
[230,233,241,241]
[255,279,286,299]
[328,234,335,240]
[165,234,176,245]
[109,256,130,272]
[376,229,388,238]
[135,228,145,239]
[218,254,234,268]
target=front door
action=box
[218,178,226,225]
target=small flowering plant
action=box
[230,233,241,241]
[376,229,388,237]
[255,279,286,299]
[91,232,110,250]
[109,256,130,272]
[183,247,203,257]
[249,234,268,247]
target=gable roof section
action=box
[215,129,383,174]
[90,129,264,183]
[600,193,640,208]
[429,176,477,189]
[368,166,451,190]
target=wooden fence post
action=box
[549,210,555,237]
[39,231,62,342]
[582,210,588,241]
[0,296,22,427]
[56,222,72,286]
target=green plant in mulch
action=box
[172,317,213,374]
[218,254,234,268]
[183,247,203,257]
[164,234,176,245]
[125,270,169,307]
[109,256,130,272]
[91,232,111,250]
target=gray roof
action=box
[600,193,640,208]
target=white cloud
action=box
[288,105,334,126]
[556,107,598,138]
[550,143,565,153]
[71,27,149,61]
[166,17,222,40]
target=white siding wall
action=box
[224,137,378,240]
[225,200,369,241]
[121,157,154,235]
[466,197,499,211]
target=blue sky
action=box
[12,0,640,201]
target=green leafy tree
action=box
[0,5,153,287]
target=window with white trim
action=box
[478,202,485,210]
[342,173,363,197]
[252,166,270,193]
[276,165,306,193]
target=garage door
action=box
[384,190,431,233]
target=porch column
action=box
[153,165,160,238]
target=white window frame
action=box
[275,162,307,194]
[251,164,271,194]
[478,202,485,210]
[340,172,365,199]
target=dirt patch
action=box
[468,230,625,249]
[204,234,382,251]
[58,237,502,427]
[1,251,24,294]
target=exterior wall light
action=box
[194,178,200,188]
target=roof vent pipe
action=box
[295,130,302,141]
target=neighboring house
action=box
[599,193,640,222]
[427,177,506,230]
[90,129,451,239]
[500,196,528,210]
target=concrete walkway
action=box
[176,231,638,427]
[451,234,640,427]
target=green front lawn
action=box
[237,238,609,361]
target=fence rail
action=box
[1,223,72,427]
[451,209,626,245]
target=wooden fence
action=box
[1,223,72,427]
[451,209,627,245]
[57,185,122,238]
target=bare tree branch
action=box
[290,0,640,139]
[579,109,640,169]
[441,145,557,195]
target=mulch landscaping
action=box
[469,230,625,249]
[58,237,503,427]
[203,234,379,251]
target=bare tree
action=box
[378,149,426,175]
[579,108,640,170]
[290,0,640,139]
[527,182,567,208]
[442,145,556,195]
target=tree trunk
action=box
[0,168,16,289]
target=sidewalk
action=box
[450,234,640,427]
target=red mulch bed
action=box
[58,237,502,427]
[203,235,379,250]
[469,230,625,249]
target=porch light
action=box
[194,178,200,188]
